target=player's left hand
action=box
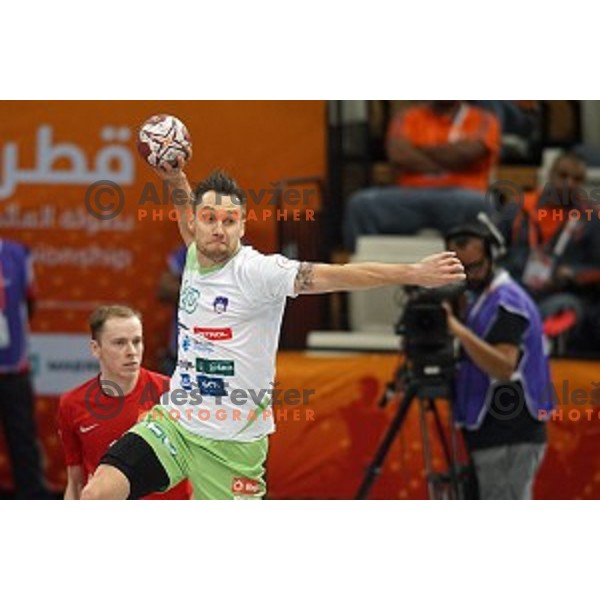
[413,252,465,288]
[153,154,187,182]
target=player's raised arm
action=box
[138,115,195,247]
[154,160,195,247]
[294,252,465,295]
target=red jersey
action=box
[57,368,189,500]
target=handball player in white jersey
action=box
[80,160,465,500]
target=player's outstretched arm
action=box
[151,157,195,247]
[294,252,465,295]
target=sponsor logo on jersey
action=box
[180,373,193,391]
[178,321,190,331]
[181,335,192,352]
[144,422,177,456]
[213,296,229,314]
[179,285,200,314]
[193,339,216,354]
[79,423,99,434]
[193,327,233,341]
[197,375,227,397]
[231,477,261,496]
[177,359,194,370]
[196,358,235,376]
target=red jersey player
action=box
[57,304,189,500]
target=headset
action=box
[444,212,507,262]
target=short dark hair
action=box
[447,233,481,250]
[89,305,142,341]
[193,169,246,212]
[445,223,494,259]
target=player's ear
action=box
[90,338,101,359]
[239,215,246,239]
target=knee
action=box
[347,188,375,215]
[80,465,130,500]
[80,480,103,501]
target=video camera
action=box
[395,283,465,381]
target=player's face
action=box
[91,317,143,382]
[193,191,245,265]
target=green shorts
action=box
[131,405,268,500]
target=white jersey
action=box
[166,243,299,441]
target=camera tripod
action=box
[356,371,469,500]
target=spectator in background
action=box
[344,100,501,251]
[471,101,541,163]
[498,152,600,353]
[473,101,538,137]
[57,305,189,499]
[156,245,187,375]
[0,238,49,499]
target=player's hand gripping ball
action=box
[137,114,192,170]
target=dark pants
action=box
[0,372,49,499]
[343,186,492,251]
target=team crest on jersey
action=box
[179,284,200,314]
[213,296,229,314]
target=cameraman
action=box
[444,219,554,499]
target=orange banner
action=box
[0,100,325,382]
[0,101,326,492]
[267,354,600,500]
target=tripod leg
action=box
[430,400,452,466]
[355,382,419,499]
[419,399,437,499]
[448,408,464,499]
[428,399,463,499]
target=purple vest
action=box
[455,271,555,429]
[0,240,33,372]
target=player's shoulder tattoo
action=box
[295,261,315,292]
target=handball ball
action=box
[137,114,192,169]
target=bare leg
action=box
[81,464,131,500]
